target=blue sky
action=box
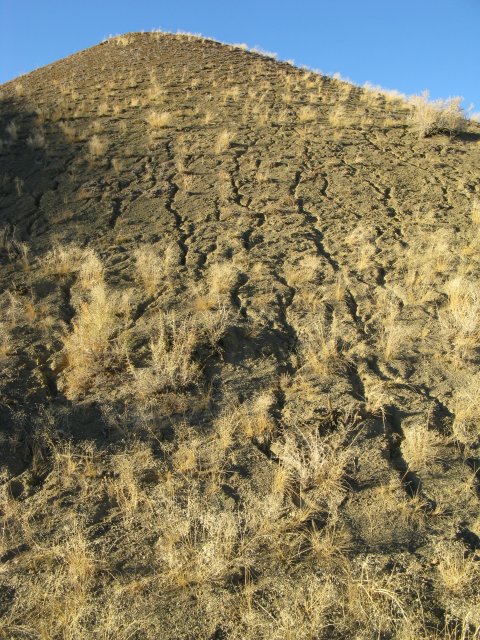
[1,0,478,110]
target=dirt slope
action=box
[0,32,479,639]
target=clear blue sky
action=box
[1,0,478,110]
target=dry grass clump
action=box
[401,422,442,472]
[0,291,22,359]
[42,244,97,278]
[61,282,123,397]
[108,443,155,518]
[343,561,409,637]
[439,276,480,360]
[5,121,17,140]
[131,312,200,399]
[153,488,242,591]
[452,377,479,446]
[471,198,480,225]
[212,392,277,449]
[3,521,98,638]
[14,176,23,196]
[298,105,316,122]
[134,244,178,296]
[215,129,234,153]
[273,428,352,513]
[27,129,46,149]
[43,245,128,396]
[284,255,323,286]
[146,110,171,128]
[328,105,353,128]
[435,541,479,595]
[408,92,465,138]
[196,301,232,349]
[298,312,349,375]
[375,299,408,361]
[207,260,238,297]
[59,120,78,143]
[87,134,107,157]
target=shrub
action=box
[408,91,465,138]
[87,134,106,157]
[146,111,171,128]
[131,312,200,398]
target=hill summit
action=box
[1,32,480,639]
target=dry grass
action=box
[130,312,200,399]
[436,541,479,595]
[2,32,480,640]
[439,276,480,360]
[215,129,234,153]
[134,244,177,296]
[299,313,349,375]
[452,376,479,445]
[471,198,480,225]
[298,105,316,122]
[408,92,465,138]
[6,121,17,140]
[87,134,106,157]
[401,422,442,472]
[146,110,171,128]
[207,261,238,297]
[61,282,122,397]
[27,129,46,149]
[273,428,353,513]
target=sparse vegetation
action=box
[87,134,106,157]
[408,91,465,138]
[215,128,234,153]
[146,110,172,128]
[1,30,479,640]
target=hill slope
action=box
[1,32,480,639]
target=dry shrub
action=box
[298,105,316,122]
[273,429,352,513]
[134,244,177,296]
[215,129,234,153]
[131,312,200,398]
[108,443,155,518]
[472,198,480,225]
[408,91,465,138]
[87,134,106,157]
[298,312,349,375]
[439,277,480,359]
[62,282,123,397]
[401,422,442,472]
[452,376,480,446]
[146,110,171,128]
[207,261,238,297]
[435,541,479,595]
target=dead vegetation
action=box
[0,31,479,640]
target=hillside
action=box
[0,32,480,639]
